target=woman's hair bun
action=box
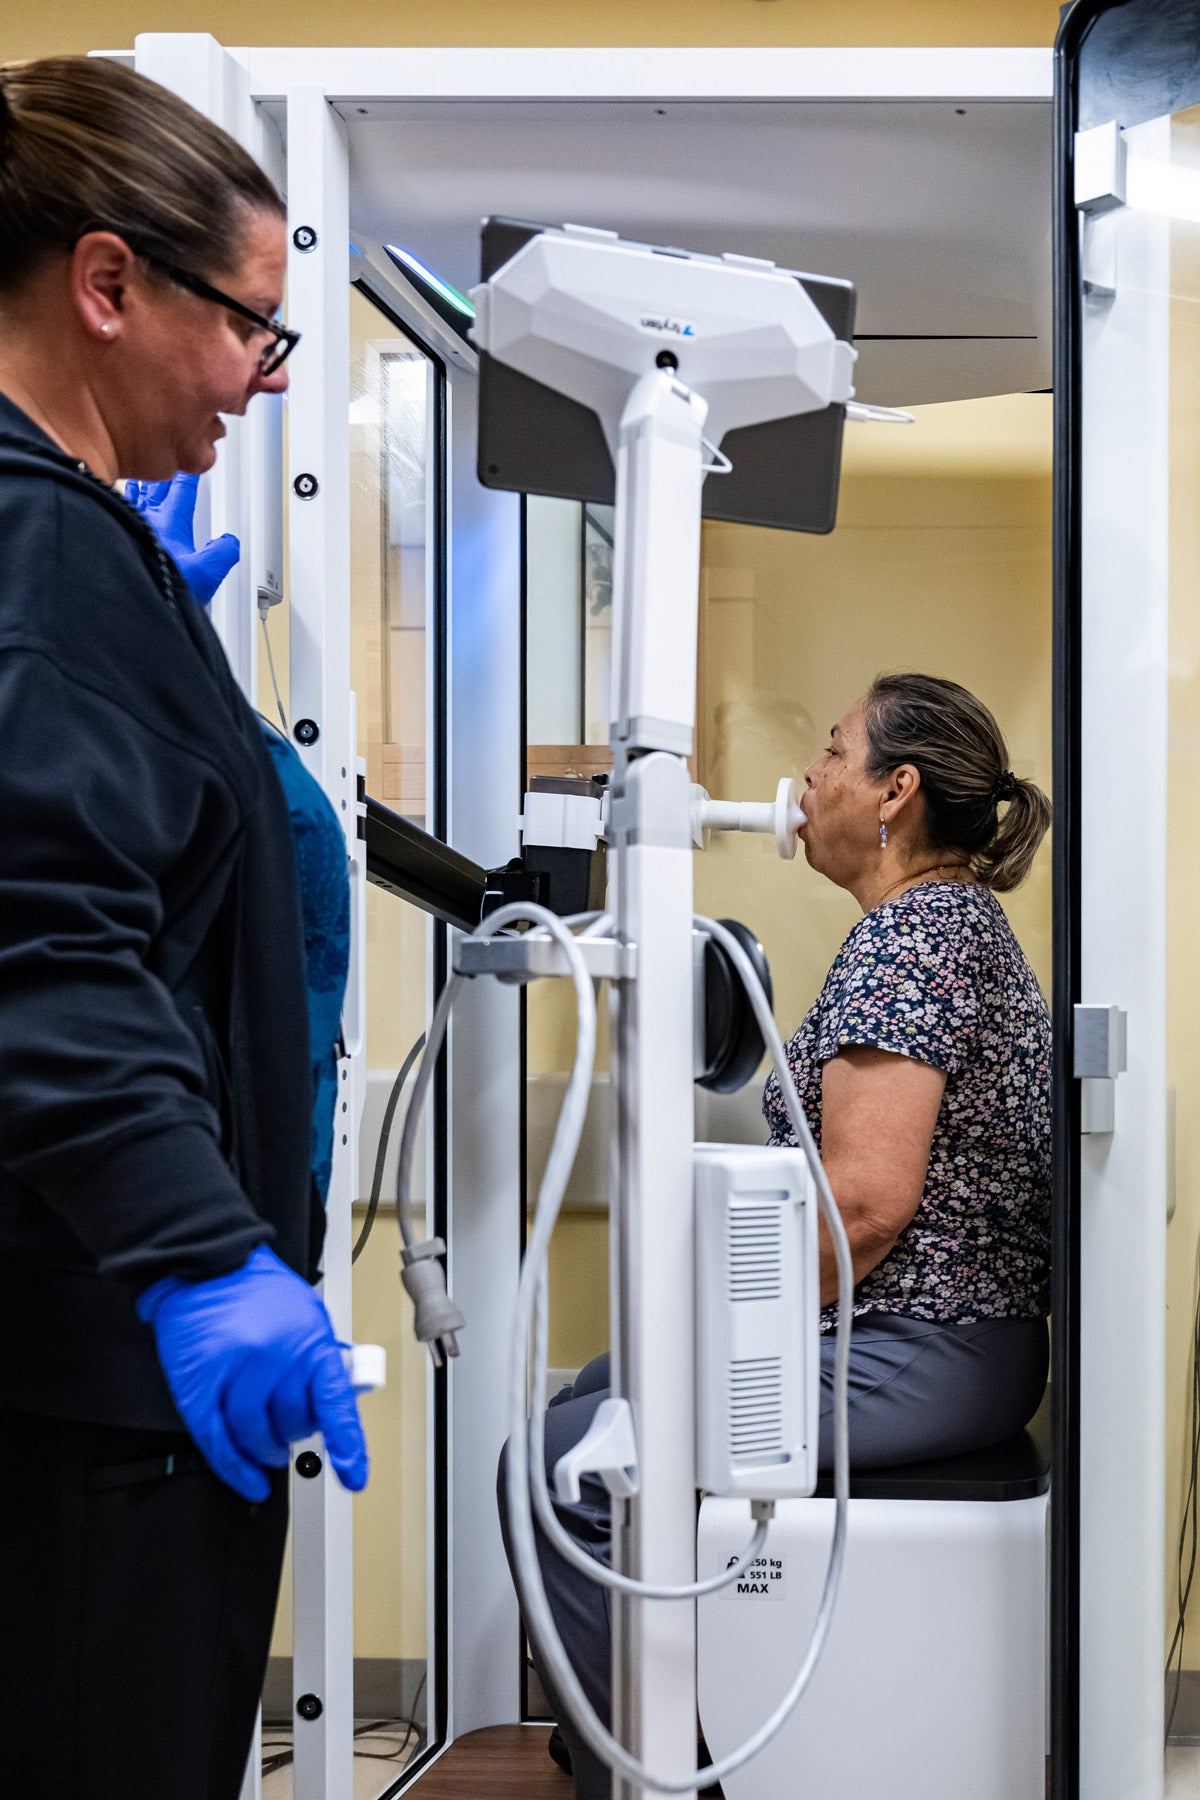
[863,673,1051,893]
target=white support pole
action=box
[285,85,359,1800]
[132,32,259,698]
[608,371,706,1800]
[443,361,525,1737]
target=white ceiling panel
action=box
[323,97,1051,406]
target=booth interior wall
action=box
[694,390,1054,1029]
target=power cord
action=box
[392,912,614,1364]
[353,1031,426,1264]
[258,600,288,734]
[260,1670,428,1775]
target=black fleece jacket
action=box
[0,394,320,1429]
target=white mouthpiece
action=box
[691,777,805,859]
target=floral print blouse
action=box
[762,880,1051,1331]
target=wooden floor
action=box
[410,1725,568,1797]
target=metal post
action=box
[608,370,706,1800]
[443,359,525,1737]
[285,84,359,1800]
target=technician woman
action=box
[0,57,366,1798]
[513,671,1053,1799]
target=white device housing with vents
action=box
[695,1143,820,1500]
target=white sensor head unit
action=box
[470,227,856,463]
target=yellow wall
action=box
[10,0,1061,63]
[272,289,435,1666]
[695,391,1054,1024]
[1166,154,1200,1670]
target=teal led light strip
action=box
[385,246,476,318]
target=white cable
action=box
[576,911,615,938]
[503,906,855,1794]
[395,972,463,1252]
[528,1257,772,1598]
[394,911,604,1253]
[258,609,288,733]
[447,905,771,1599]
[391,899,853,1788]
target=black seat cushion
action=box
[811,1391,1051,1502]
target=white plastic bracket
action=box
[553,1396,641,1503]
[456,931,636,984]
[1075,1003,1128,1135]
[1076,122,1126,302]
[1075,121,1127,214]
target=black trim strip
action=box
[1051,11,1092,1799]
[348,279,454,1789]
[429,332,452,1773]
[517,494,538,1725]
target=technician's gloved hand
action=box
[137,1245,370,1502]
[125,472,241,606]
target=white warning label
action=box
[726,1553,786,1600]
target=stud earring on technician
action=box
[0,56,365,1800]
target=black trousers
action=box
[0,1408,289,1800]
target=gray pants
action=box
[499,1312,1048,1800]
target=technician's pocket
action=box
[83,1440,207,1492]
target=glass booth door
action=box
[1059,5,1200,1797]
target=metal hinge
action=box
[1074,1003,1128,1134]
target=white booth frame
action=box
[120,37,1067,1800]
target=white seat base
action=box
[697,1491,1048,1800]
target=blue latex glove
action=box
[124,473,241,606]
[137,1244,369,1502]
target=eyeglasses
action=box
[156,261,301,376]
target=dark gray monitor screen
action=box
[476,217,856,536]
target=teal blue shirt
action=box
[259,722,351,1200]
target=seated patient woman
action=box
[503,671,1053,1800]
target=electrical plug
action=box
[401,1237,465,1366]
